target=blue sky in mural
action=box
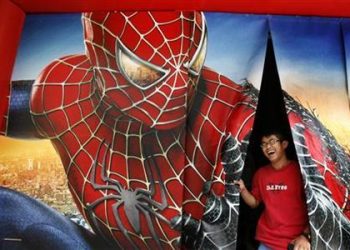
[269,15,347,89]
[205,13,267,84]
[12,14,84,81]
[340,19,350,98]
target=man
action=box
[235,131,311,250]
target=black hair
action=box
[259,129,288,143]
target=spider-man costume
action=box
[2,11,350,249]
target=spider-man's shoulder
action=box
[198,67,256,140]
[199,66,246,103]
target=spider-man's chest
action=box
[61,122,225,209]
[55,120,226,247]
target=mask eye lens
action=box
[188,35,207,76]
[117,40,169,90]
[184,14,207,77]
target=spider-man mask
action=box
[83,11,207,130]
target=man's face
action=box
[260,134,288,164]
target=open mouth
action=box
[266,150,275,156]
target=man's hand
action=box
[292,234,311,250]
[233,179,246,193]
[233,179,259,208]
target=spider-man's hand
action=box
[176,136,244,249]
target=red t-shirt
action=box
[251,161,308,250]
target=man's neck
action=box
[271,156,290,170]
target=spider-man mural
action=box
[2,11,257,249]
[1,10,350,250]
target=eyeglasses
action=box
[260,139,280,149]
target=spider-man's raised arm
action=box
[30,54,94,140]
[0,53,94,140]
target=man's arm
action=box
[234,179,260,208]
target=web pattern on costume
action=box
[30,11,258,248]
[284,92,350,249]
